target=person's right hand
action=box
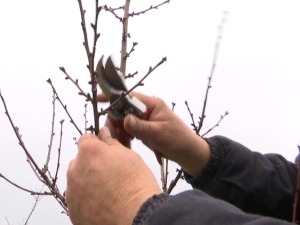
[123,93,211,177]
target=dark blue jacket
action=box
[133,136,298,224]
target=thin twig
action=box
[77,0,101,134]
[201,111,229,137]
[103,4,123,22]
[53,120,64,187]
[161,102,177,192]
[171,102,176,111]
[197,11,228,134]
[126,42,138,58]
[77,0,91,65]
[5,217,11,225]
[185,101,198,133]
[90,0,101,134]
[125,71,138,79]
[167,169,183,194]
[59,67,92,101]
[24,190,43,225]
[129,1,170,17]
[127,57,167,93]
[0,91,44,180]
[0,173,51,195]
[0,91,67,212]
[84,103,88,133]
[44,90,56,172]
[46,79,82,135]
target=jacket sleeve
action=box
[132,190,293,225]
[185,135,297,222]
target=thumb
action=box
[124,114,153,140]
[98,126,118,146]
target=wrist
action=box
[116,185,163,224]
[176,134,210,177]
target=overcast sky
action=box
[1,0,300,224]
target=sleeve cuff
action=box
[184,136,227,191]
[132,193,169,224]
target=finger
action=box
[130,92,163,114]
[98,126,119,146]
[124,114,159,140]
[66,159,76,179]
[105,118,132,147]
[97,93,109,102]
[77,134,105,160]
[77,134,99,151]
[105,118,119,139]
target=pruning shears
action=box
[96,55,162,164]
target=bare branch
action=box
[185,101,198,133]
[46,79,82,135]
[171,102,176,111]
[129,1,170,17]
[201,111,229,137]
[0,91,44,179]
[77,0,92,65]
[126,42,138,58]
[53,120,64,187]
[77,0,100,134]
[127,57,167,93]
[120,0,131,76]
[84,103,88,133]
[0,91,67,212]
[103,4,123,22]
[44,90,56,173]
[89,0,102,134]
[24,190,43,225]
[5,217,11,225]
[125,71,138,79]
[59,67,92,101]
[197,11,228,134]
[167,168,183,194]
[0,173,51,196]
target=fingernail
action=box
[128,115,137,127]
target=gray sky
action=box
[0,0,300,224]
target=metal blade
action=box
[105,56,127,92]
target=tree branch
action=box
[0,90,68,212]
[129,1,170,17]
[120,0,131,76]
[53,120,64,187]
[44,90,56,173]
[0,173,51,196]
[46,79,82,135]
[201,111,229,137]
[167,168,183,194]
[59,67,92,101]
[24,190,43,225]
[197,11,228,134]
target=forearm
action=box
[133,190,293,225]
[185,135,297,221]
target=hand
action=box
[123,93,211,177]
[66,127,162,225]
[97,93,133,148]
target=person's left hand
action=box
[66,127,162,225]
